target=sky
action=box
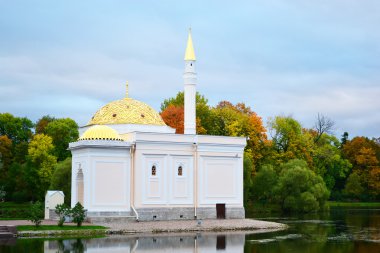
[0,0,379,138]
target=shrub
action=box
[55,203,70,227]
[274,159,330,213]
[28,201,43,227]
[71,202,86,227]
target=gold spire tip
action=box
[184,29,196,61]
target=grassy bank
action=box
[17,225,107,231]
[16,225,108,237]
[328,201,380,207]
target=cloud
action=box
[0,1,379,138]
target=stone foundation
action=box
[86,211,132,217]
[52,207,245,222]
[136,207,245,221]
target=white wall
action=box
[71,145,131,212]
[133,133,245,209]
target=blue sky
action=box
[1,0,379,138]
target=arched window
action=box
[178,166,183,176]
[76,164,84,205]
[151,165,157,176]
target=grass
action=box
[17,225,107,231]
[328,201,380,207]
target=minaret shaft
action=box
[184,30,197,135]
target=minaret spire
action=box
[184,28,196,61]
[183,28,197,135]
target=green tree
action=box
[251,164,277,203]
[312,133,351,192]
[274,159,330,212]
[243,152,254,204]
[28,201,43,227]
[50,158,72,204]
[0,113,33,144]
[45,118,78,161]
[343,172,364,199]
[28,134,57,196]
[55,203,70,226]
[71,202,86,227]
[6,162,30,202]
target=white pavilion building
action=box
[69,31,246,221]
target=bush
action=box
[55,203,70,227]
[71,202,86,227]
[274,159,330,213]
[28,201,43,227]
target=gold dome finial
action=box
[126,81,129,98]
[184,28,196,61]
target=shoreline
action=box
[3,218,287,238]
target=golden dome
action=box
[88,98,166,126]
[79,125,123,141]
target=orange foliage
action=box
[160,105,205,134]
[369,166,380,195]
[160,105,184,134]
[343,137,380,194]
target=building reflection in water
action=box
[43,232,245,253]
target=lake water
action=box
[1,207,379,252]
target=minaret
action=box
[184,29,197,135]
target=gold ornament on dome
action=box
[88,97,166,126]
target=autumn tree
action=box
[0,135,13,188]
[0,113,34,164]
[0,135,12,170]
[267,116,314,166]
[160,91,211,134]
[343,137,380,199]
[28,134,57,197]
[35,115,55,134]
[209,101,268,172]
[160,105,184,134]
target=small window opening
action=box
[178,166,183,176]
[141,114,145,118]
[190,63,192,66]
[112,114,117,117]
[152,165,156,176]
